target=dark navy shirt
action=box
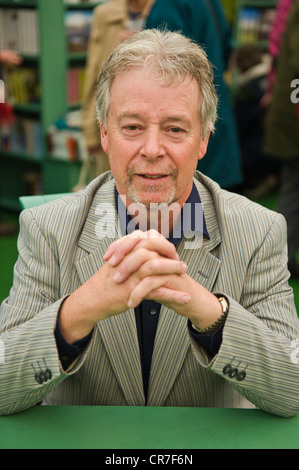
[55,182,225,398]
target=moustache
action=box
[127,166,178,179]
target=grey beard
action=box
[127,184,176,209]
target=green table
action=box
[0,406,298,450]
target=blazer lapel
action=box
[75,178,145,405]
[147,175,222,405]
[147,241,221,405]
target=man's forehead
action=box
[110,66,197,91]
[115,110,194,125]
[106,68,200,124]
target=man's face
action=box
[100,68,210,209]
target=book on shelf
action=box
[47,126,87,162]
[47,110,87,162]
[65,10,93,53]
[0,116,43,158]
[236,7,276,44]
[67,67,86,105]
[3,67,40,105]
[0,8,39,55]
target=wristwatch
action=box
[217,295,229,315]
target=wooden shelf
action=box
[0,150,42,163]
[65,1,106,9]
[12,103,41,114]
[0,1,37,8]
[67,52,87,62]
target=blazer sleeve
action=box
[190,212,299,417]
[0,209,88,415]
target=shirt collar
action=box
[115,181,209,245]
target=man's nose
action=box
[141,128,165,160]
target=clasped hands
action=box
[104,229,190,310]
[102,230,222,327]
[60,230,222,344]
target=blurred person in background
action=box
[233,45,281,198]
[264,0,299,278]
[262,0,295,108]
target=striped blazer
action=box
[0,171,298,416]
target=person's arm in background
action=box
[0,50,23,67]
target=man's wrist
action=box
[192,294,229,335]
[59,293,95,344]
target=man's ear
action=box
[100,122,109,154]
[198,130,211,161]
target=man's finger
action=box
[127,274,190,309]
[113,254,187,283]
[104,229,179,266]
[149,286,191,307]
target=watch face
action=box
[219,297,229,313]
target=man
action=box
[0,30,298,417]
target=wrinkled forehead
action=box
[110,65,199,101]
[110,62,198,95]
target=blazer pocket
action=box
[39,289,55,303]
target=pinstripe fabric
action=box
[0,171,298,416]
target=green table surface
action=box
[0,406,298,449]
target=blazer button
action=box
[237,371,246,381]
[228,368,238,378]
[35,373,43,384]
[149,307,157,315]
[223,364,231,375]
[39,370,47,382]
[44,368,52,380]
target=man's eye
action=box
[124,125,139,131]
[169,127,183,133]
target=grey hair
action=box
[96,28,218,138]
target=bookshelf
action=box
[233,0,277,49]
[0,0,104,211]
